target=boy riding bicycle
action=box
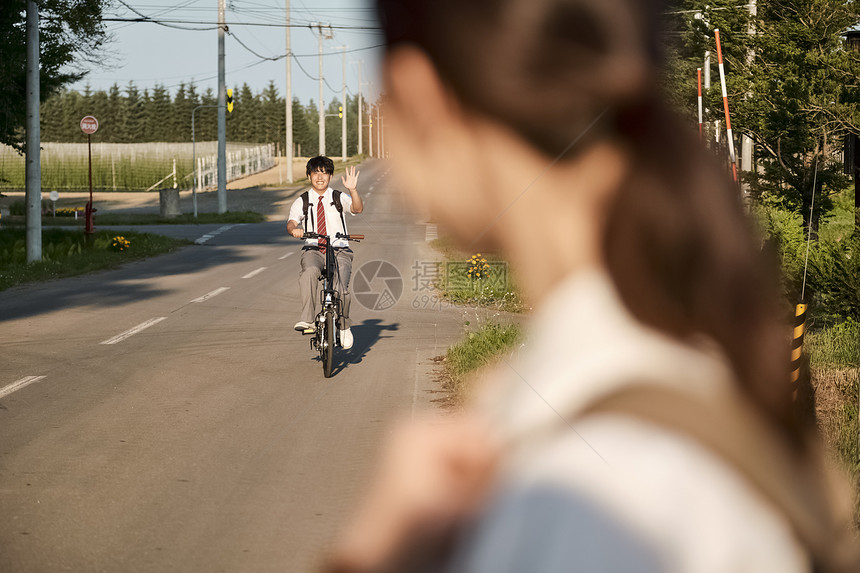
[287,156,363,349]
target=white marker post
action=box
[714,30,738,183]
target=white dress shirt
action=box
[288,187,354,249]
[456,268,808,573]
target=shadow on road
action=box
[327,319,400,377]
[0,244,252,323]
[0,223,304,323]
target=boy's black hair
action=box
[306,155,334,176]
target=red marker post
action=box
[697,68,703,140]
[714,30,738,183]
[80,116,98,240]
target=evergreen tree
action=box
[125,82,145,141]
[300,99,320,156]
[199,87,217,142]
[325,98,343,157]
[40,88,65,141]
[0,0,110,150]
[147,84,171,141]
[260,80,284,149]
[346,94,358,156]
[105,84,124,143]
[35,83,366,157]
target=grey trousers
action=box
[299,247,354,329]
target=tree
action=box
[325,98,342,156]
[125,82,145,142]
[665,0,860,232]
[0,0,109,151]
[299,99,320,156]
[740,0,860,234]
[146,84,171,142]
[260,80,284,149]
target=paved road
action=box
[0,160,464,572]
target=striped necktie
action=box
[317,196,327,254]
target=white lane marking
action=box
[278,252,294,260]
[369,185,375,190]
[242,267,267,279]
[425,224,438,242]
[100,317,167,345]
[0,376,47,400]
[412,348,419,419]
[191,287,230,303]
[194,224,237,244]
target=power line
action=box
[227,29,283,61]
[113,1,218,30]
[100,17,381,30]
[291,53,320,81]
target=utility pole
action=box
[376,104,381,158]
[315,23,331,157]
[285,0,293,182]
[217,0,227,213]
[341,46,347,161]
[741,0,756,175]
[368,105,373,158]
[25,0,41,262]
[357,60,363,156]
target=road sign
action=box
[49,191,59,202]
[80,116,98,134]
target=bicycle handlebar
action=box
[301,231,363,242]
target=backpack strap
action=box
[581,384,860,573]
[331,189,348,236]
[301,191,311,233]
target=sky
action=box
[70,0,385,106]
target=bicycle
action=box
[301,231,363,377]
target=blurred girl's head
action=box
[378,0,802,444]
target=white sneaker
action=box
[294,321,314,332]
[340,328,353,349]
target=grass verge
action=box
[0,228,189,291]
[2,211,264,226]
[807,320,860,527]
[428,237,527,313]
[440,321,523,405]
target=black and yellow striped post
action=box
[790,303,808,387]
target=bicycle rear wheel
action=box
[322,309,335,377]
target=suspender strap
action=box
[301,191,311,233]
[303,190,347,235]
[332,190,348,235]
[581,385,859,573]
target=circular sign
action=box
[49,191,59,201]
[353,260,403,311]
[80,116,99,134]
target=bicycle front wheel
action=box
[322,309,335,377]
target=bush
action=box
[807,234,860,325]
[753,203,806,304]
